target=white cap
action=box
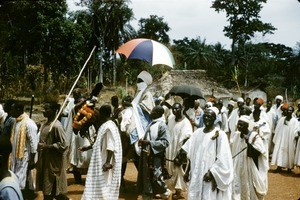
[239,115,251,124]
[208,106,219,116]
[137,71,153,85]
[228,100,235,106]
[275,95,283,101]
[237,97,244,103]
[205,102,213,108]
[0,105,6,119]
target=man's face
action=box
[43,103,54,118]
[237,120,248,133]
[246,98,251,105]
[237,101,244,109]
[172,103,182,117]
[286,106,294,117]
[298,104,300,110]
[203,110,215,127]
[276,99,282,105]
[254,100,261,110]
[267,100,272,109]
[228,104,233,111]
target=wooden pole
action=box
[49,46,96,132]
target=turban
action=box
[158,96,165,101]
[228,100,235,106]
[281,103,288,110]
[256,98,264,106]
[239,115,251,124]
[0,109,5,119]
[0,105,5,119]
[297,101,300,105]
[207,97,216,103]
[208,106,219,116]
[275,95,283,101]
[137,71,153,85]
[205,102,213,108]
[237,97,244,103]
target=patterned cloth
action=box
[82,120,122,200]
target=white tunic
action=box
[231,131,269,200]
[271,117,299,169]
[182,127,233,200]
[166,115,192,191]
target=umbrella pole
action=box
[49,46,96,132]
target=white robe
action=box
[250,116,271,156]
[231,131,269,200]
[82,120,122,200]
[10,117,38,190]
[182,127,233,200]
[228,108,240,149]
[65,109,93,170]
[271,117,299,169]
[166,115,192,191]
[294,130,300,166]
[266,108,276,152]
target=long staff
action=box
[49,46,96,132]
[29,94,34,118]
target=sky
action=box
[67,0,300,49]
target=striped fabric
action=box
[82,120,122,200]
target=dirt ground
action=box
[34,162,300,200]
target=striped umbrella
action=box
[116,38,175,68]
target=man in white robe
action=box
[265,100,276,154]
[250,98,271,156]
[10,101,38,199]
[231,115,269,200]
[181,107,233,200]
[271,95,284,127]
[65,88,94,184]
[271,106,299,172]
[228,97,245,147]
[166,103,192,198]
[130,71,155,156]
[82,105,122,200]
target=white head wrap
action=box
[208,106,219,116]
[275,95,283,101]
[158,96,165,101]
[237,97,244,103]
[137,71,153,85]
[0,104,5,119]
[205,102,213,108]
[239,115,251,124]
[298,101,300,105]
[228,100,235,106]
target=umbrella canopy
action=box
[116,38,175,68]
[169,85,204,100]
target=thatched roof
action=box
[149,70,232,99]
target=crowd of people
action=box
[0,70,300,200]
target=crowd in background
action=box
[0,70,300,200]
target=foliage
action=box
[0,0,299,100]
[212,0,276,64]
[78,0,135,84]
[137,15,171,44]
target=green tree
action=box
[212,0,276,65]
[78,0,135,85]
[137,15,170,44]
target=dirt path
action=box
[35,162,300,200]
